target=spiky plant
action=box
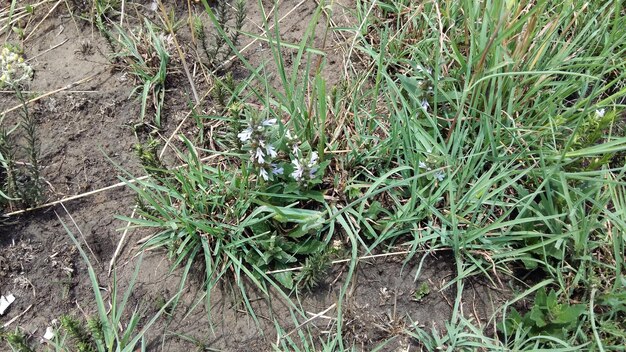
[194,0,246,70]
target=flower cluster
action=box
[238,116,283,181]
[285,130,320,184]
[1,46,33,88]
[237,115,323,185]
[419,149,446,182]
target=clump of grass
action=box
[114,19,170,129]
[54,217,176,352]
[1,328,34,352]
[347,0,626,349]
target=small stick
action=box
[60,203,100,264]
[0,90,99,94]
[265,250,413,275]
[25,38,69,62]
[2,304,33,328]
[3,175,148,217]
[277,303,337,344]
[108,205,136,276]
[23,0,63,42]
[157,0,199,104]
[1,72,102,116]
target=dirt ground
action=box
[0,1,508,350]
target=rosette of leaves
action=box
[499,287,586,343]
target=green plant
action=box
[55,217,177,352]
[296,248,334,291]
[1,328,34,352]
[499,287,586,343]
[193,0,246,70]
[114,19,170,129]
[0,87,43,210]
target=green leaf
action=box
[553,304,586,325]
[273,271,294,290]
[535,287,548,307]
[529,305,547,328]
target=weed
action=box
[114,19,170,129]
[296,249,331,291]
[133,137,168,179]
[0,87,43,211]
[193,0,246,70]
[54,216,176,352]
[1,328,34,352]
[499,287,587,343]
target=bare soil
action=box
[0,1,507,350]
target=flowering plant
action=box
[236,107,328,189]
[0,45,33,88]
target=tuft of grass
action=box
[54,215,177,352]
[85,0,626,348]
[114,19,170,129]
[1,328,34,352]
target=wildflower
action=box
[259,168,269,181]
[421,99,430,111]
[1,45,33,87]
[238,127,253,142]
[271,164,284,175]
[265,145,277,158]
[254,147,265,163]
[434,170,445,182]
[418,161,427,169]
[285,129,300,155]
[291,159,303,181]
[308,152,318,167]
[262,118,277,127]
[596,108,606,118]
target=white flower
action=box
[255,147,265,163]
[265,145,277,158]
[292,143,300,155]
[309,166,318,179]
[259,168,269,180]
[237,127,252,142]
[291,159,303,181]
[421,99,430,111]
[271,164,284,175]
[434,170,445,181]
[308,151,319,167]
[286,130,294,140]
[262,118,277,127]
[596,108,606,118]
[419,161,427,169]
